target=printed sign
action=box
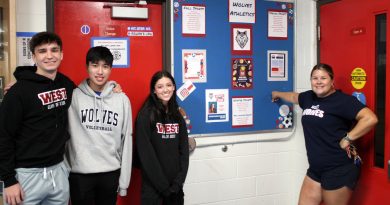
[91,37,130,68]
[127,26,153,37]
[229,0,255,23]
[182,4,206,37]
[267,50,288,81]
[350,67,367,90]
[16,32,36,66]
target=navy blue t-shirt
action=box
[298,90,365,171]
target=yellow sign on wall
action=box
[351,67,366,90]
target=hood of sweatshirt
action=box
[14,66,70,83]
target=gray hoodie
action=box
[67,79,132,196]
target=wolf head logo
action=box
[235,30,248,49]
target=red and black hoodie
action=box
[0,66,75,187]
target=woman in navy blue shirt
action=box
[272,63,377,205]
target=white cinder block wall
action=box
[16,0,317,204]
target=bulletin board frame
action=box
[173,0,295,136]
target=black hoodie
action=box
[0,66,75,187]
[136,106,189,196]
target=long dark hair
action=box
[140,71,181,124]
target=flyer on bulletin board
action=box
[182,4,206,37]
[268,10,288,39]
[229,0,256,23]
[232,96,253,127]
[232,58,253,89]
[177,80,196,101]
[267,50,288,81]
[182,49,207,83]
[205,89,229,123]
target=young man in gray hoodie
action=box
[66,46,132,205]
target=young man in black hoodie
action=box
[0,32,75,205]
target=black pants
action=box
[141,180,184,205]
[69,169,120,205]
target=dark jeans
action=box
[69,169,120,205]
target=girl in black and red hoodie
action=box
[136,71,189,205]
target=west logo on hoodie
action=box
[37,88,67,109]
[156,123,179,139]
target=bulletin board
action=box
[173,0,295,136]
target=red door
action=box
[54,1,164,204]
[320,0,390,204]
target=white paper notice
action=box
[92,37,129,68]
[229,0,256,23]
[182,5,206,36]
[16,32,35,66]
[268,10,288,39]
[232,97,253,127]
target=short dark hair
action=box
[86,46,114,67]
[29,32,63,54]
[311,63,334,80]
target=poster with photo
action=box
[232,58,253,89]
[232,96,253,127]
[231,24,252,56]
[205,89,229,123]
[182,49,207,83]
[267,50,288,81]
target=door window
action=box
[374,13,386,168]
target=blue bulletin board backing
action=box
[173,0,294,136]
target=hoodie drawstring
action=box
[43,167,56,188]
